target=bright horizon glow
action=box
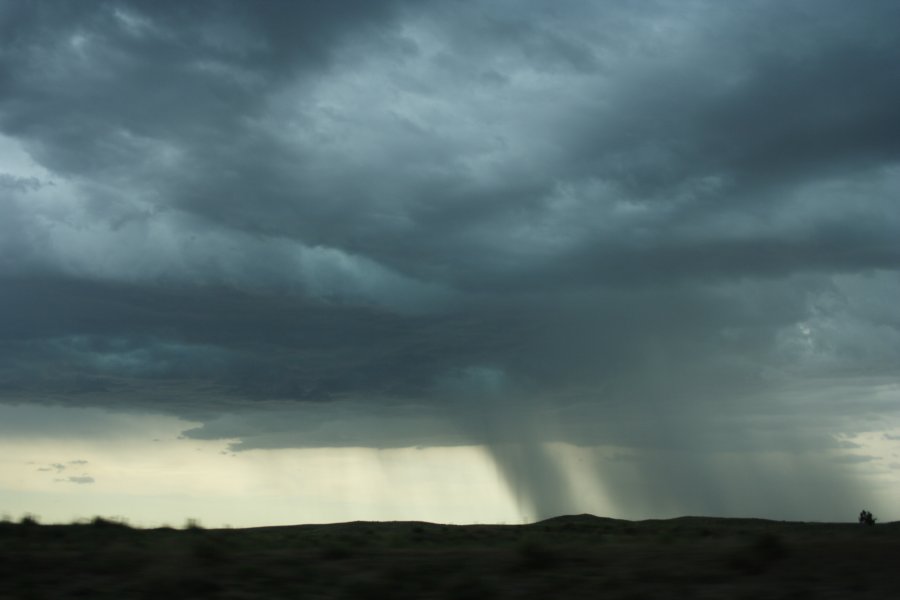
[2,404,899,528]
[0,404,524,527]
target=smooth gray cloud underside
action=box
[2,0,899,518]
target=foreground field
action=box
[1,514,898,599]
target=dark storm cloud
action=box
[0,0,405,155]
[2,0,900,517]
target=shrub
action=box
[727,533,788,575]
[91,516,131,529]
[752,532,788,561]
[320,542,353,560]
[19,514,39,526]
[858,510,876,526]
[444,576,498,600]
[192,537,230,566]
[515,538,559,570]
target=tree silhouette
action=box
[858,510,876,526]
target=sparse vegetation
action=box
[19,513,39,526]
[728,532,790,575]
[319,540,354,560]
[91,515,131,529]
[0,514,896,598]
[515,536,559,571]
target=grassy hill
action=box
[1,514,898,599]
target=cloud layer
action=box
[2,1,899,517]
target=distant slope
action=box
[535,513,626,525]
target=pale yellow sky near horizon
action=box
[0,407,523,527]
[2,403,899,528]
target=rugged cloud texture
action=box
[2,1,899,517]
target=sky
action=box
[1,0,899,527]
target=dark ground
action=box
[1,514,898,599]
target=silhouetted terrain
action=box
[2,514,899,599]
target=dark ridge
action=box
[192,514,900,532]
[239,519,446,533]
[643,516,783,526]
[536,513,623,523]
[652,515,900,527]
